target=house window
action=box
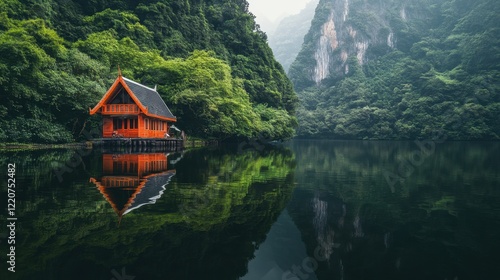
[113,161,123,173]
[130,118,138,129]
[113,119,123,129]
[124,119,128,129]
[129,162,137,173]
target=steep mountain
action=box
[268,0,319,72]
[0,0,297,143]
[289,0,500,139]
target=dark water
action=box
[1,140,500,280]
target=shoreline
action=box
[0,142,92,151]
[2,137,497,151]
[0,139,218,151]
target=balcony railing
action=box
[102,104,139,114]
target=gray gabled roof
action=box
[123,77,176,120]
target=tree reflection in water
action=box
[0,146,296,280]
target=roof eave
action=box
[89,77,122,115]
[89,76,149,115]
[118,77,149,114]
[143,113,177,122]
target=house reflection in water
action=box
[90,153,175,219]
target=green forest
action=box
[0,0,297,143]
[1,0,499,143]
[289,0,499,140]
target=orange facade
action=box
[101,115,170,138]
[90,75,176,139]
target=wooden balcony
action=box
[102,104,140,115]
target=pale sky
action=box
[247,0,314,33]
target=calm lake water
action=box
[1,140,500,280]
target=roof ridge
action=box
[122,76,176,120]
[122,76,157,92]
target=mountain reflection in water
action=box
[0,140,499,280]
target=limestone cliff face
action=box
[289,0,428,90]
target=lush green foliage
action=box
[0,0,297,143]
[0,16,109,143]
[290,0,500,139]
[147,50,296,139]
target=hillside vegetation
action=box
[289,0,499,139]
[0,0,297,143]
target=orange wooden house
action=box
[90,153,176,218]
[90,74,176,138]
